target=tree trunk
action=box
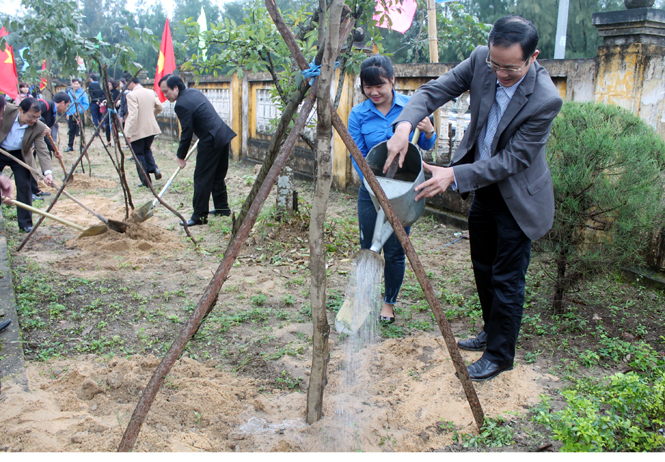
[553,253,567,313]
[231,79,310,236]
[306,0,344,425]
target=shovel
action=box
[0,147,127,233]
[10,200,108,237]
[46,133,72,182]
[335,129,424,334]
[131,139,200,223]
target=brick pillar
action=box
[593,8,665,136]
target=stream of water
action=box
[334,249,384,450]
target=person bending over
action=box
[159,74,236,227]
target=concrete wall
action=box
[147,8,665,230]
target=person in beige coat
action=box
[0,98,55,232]
[124,74,163,187]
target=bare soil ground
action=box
[1,128,663,452]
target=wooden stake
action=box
[427,0,442,149]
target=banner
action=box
[0,27,18,100]
[154,18,177,103]
[40,60,47,91]
[198,7,208,61]
[374,0,418,34]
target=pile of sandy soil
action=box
[54,176,118,192]
[24,195,185,273]
[0,334,558,452]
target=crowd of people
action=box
[0,15,563,383]
[0,68,236,232]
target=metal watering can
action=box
[362,139,426,253]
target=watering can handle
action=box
[386,128,420,179]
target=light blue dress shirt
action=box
[0,114,28,151]
[348,91,437,181]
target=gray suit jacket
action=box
[395,46,562,240]
[0,103,53,176]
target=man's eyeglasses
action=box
[486,56,530,75]
[24,113,41,121]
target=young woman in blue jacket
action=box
[348,55,436,323]
[64,78,90,151]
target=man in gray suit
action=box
[386,16,562,381]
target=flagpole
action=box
[426,0,441,143]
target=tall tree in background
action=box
[395,1,491,63]
[462,0,627,59]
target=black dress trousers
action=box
[468,183,532,368]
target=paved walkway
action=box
[0,208,28,393]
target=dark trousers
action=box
[131,136,158,186]
[104,112,113,142]
[0,149,34,229]
[192,137,230,220]
[357,184,410,305]
[469,184,531,368]
[90,102,103,128]
[67,115,84,148]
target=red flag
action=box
[154,18,177,103]
[40,60,47,91]
[0,27,18,100]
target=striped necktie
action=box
[477,84,511,161]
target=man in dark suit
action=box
[386,15,563,381]
[159,74,237,226]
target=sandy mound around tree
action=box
[52,176,119,192]
[0,334,557,452]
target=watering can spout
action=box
[369,208,393,253]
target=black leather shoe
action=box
[36,191,51,197]
[153,168,162,180]
[458,330,487,351]
[20,226,33,233]
[465,358,513,382]
[32,194,43,201]
[209,209,231,217]
[64,147,74,152]
[379,315,395,324]
[180,217,208,227]
[0,319,10,333]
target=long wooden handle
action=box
[10,200,85,231]
[0,146,108,223]
[45,132,69,177]
[152,139,200,205]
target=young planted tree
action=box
[542,102,665,312]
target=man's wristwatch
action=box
[426,129,435,137]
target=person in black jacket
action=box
[38,92,70,152]
[30,93,70,199]
[88,73,105,129]
[159,74,237,227]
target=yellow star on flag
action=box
[4,51,12,65]
[157,51,164,73]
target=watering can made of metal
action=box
[362,139,426,253]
